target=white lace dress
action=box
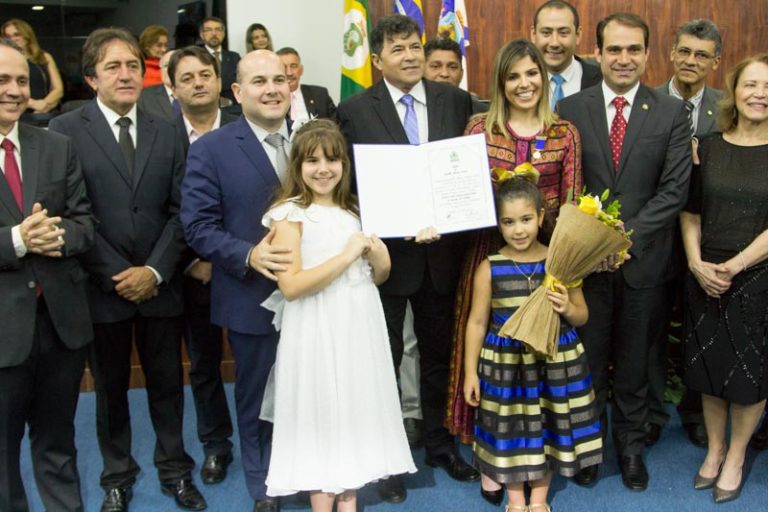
[262,201,416,496]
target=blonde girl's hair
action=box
[484,38,556,139]
[717,52,768,133]
[270,119,358,215]
[1,19,46,65]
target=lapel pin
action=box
[707,110,713,116]
[641,103,649,111]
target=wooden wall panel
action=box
[370,0,768,98]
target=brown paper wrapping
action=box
[497,203,632,359]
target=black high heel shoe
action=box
[480,486,504,506]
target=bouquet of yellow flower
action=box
[497,190,632,359]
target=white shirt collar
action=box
[164,85,175,101]
[183,109,222,141]
[0,122,21,153]
[245,117,290,144]
[204,45,221,54]
[601,80,641,109]
[384,78,427,107]
[556,57,580,83]
[96,97,138,128]
[668,78,705,108]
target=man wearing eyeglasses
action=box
[647,18,722,451]
[199,17,239,102]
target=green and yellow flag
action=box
[341,0,372,100]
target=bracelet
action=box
[739,251,747,272]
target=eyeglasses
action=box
[675,47,715,63]
[202,27,224,33]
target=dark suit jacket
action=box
[0,123,95,367]
[299,84,336,119]
[138,84,174,123]
[655,80,722,137]
[174,109,239,305]
[49,101,187,322]
[558,83,692,288]
[577,56,603,90]
[336,78,473,296]
[218,49,240,102]
[181,116,281,335]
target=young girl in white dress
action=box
[262,119,416,512]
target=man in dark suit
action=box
[0,39,95,512]
[647,18,723,449]
[138,50,176,122]
[424,37,488,114]
[199,17,239,103]
[276,47,336,120]
[167,45,239,485]
[49,28,206,512]
[531,0,602,109]
[336,14,478,504]
[558,13,692,491]
[181,50,293,512]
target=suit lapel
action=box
[425,80,444,142]
[697,86,718,136]
[18,124,39,217]
[155,86,174,120]
[616,85,652,177]
[234,117,280,190]
[83,102,133,187]
[133,109,157,190]
[371,81,409,143]
[586,87,614,176]
[300,85,317,117]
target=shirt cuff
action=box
[145,265,163,285]
[184,257,201,275]
[12,225,27,258]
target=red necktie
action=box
[2,138,23,212]
[609,96,628,172]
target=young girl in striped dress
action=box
[463,174,602,512]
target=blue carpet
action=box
[19,385,767,511]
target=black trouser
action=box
[578,271,673,457]
[0,302,87,512]
[380,272,456,457]
[183,277,233,458]
[90,315,194,490]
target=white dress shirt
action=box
[1,123,27,257]
[602,81,641,133]
[290,89,310,121]
[384,79,429,144]
[183,110,222,144]
[550,57,584,99]
[244,118,291,179]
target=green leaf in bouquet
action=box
[600,188,610,202]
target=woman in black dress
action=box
[680,52,768,504]
[1,18,63,114]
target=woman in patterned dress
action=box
[445,39,582,449]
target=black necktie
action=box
[116,117,135,174]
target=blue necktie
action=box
[550,74,565,111]
[400,94,420,145]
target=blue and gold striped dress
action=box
[473,253,602,483]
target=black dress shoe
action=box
[750,416,768,450]
[425,451,480,482]
[620,455,648,491]
[644,422,662,447]
[403,418,423,447]
[200,452,233,484]
[161,479,207,510]
[253,498,280,512]
[573,464,599,486]
[377,475,406,503]
[684,423,708,448]
[480,487,504,506]
[100,487,132,512]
